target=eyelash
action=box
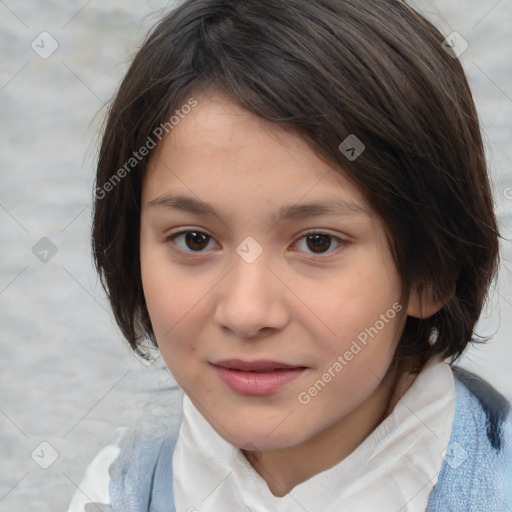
[163,230,347,258]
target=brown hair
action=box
[92,0,500,374]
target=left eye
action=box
[170,231,219,252]
[293,233,343,254]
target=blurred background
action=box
[0,0,511,510]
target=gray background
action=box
[0,1,511,510]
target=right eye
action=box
[165,230,220,253]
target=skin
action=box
[139,88,441,497]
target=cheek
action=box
[303,258,404,385]
[305,265,401,343]
[141,242,195,328]
[139,244,217,391]
[141,261,203,390]
[140,246,197,354]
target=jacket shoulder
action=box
[426,366,512,512]
[451,366,511,450]
[108,424,180,512]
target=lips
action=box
[211,359,307,395]
[212,358,305,372]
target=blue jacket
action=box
[88,366,512,511]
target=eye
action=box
[165,230,345,256]
[166,230,219,252]
[293,232,344,255]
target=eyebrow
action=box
[147,194,368,224]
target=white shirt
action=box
[173,356,456,512]
[66,356,455,512]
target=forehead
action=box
[143,90,369,213]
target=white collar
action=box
[173,356,455,512]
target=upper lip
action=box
[212,359,305,371]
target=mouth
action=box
[212,358,307,372]
[211,359,308,395]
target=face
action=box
[140,89,411,451]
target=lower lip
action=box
[212,365,306,395]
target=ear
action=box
[407,282,455,319]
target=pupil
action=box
[186,232,209,251]
[307,234,331,253]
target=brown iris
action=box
[185,232,210,251]
[306,234,332,253]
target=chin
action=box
[218,422,307,452]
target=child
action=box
[68,0,512,510]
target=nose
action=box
[213,254,290,338]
